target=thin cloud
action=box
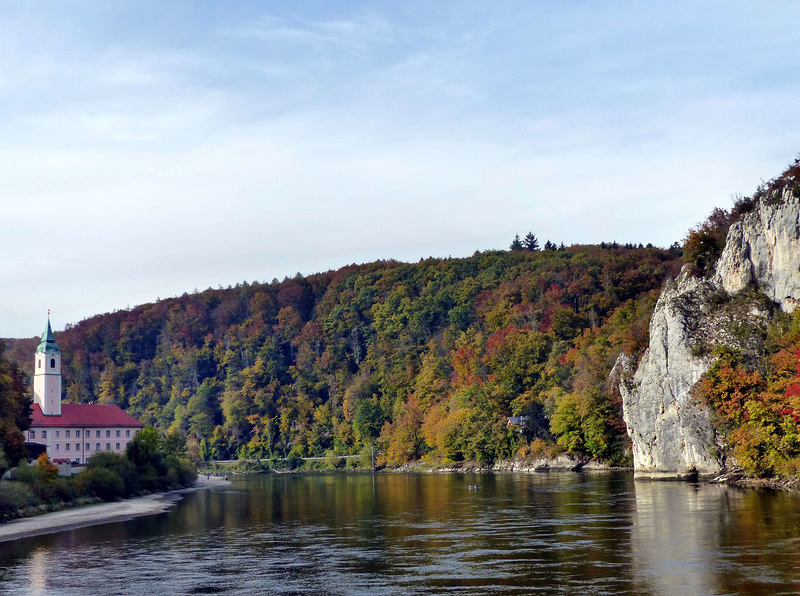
[2,2,800,337]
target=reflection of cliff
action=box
[630,481,724,595]
[631,480,800,594]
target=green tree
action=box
[126,426,167,489]
[523,232,539,251]
[0,340,31,468]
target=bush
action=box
[165,455,196,488]
[52,477,78,502]
[684,207,738,275]
[76,467,126,501]
[359,444,374,469]
[16,460,57,503]
[285,455,303,470]
[0,481,37,520]
[325,450,345,469]
[88,451,140,496]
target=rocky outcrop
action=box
[492,454,610,473]
[621,188,798,476]
[620,273,724,475]
[715,188,800,312]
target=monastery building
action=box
[25,317,144,464]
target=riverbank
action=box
[0,475,231,543]
[198,457,800,492]
[709,469,800,491]
[388,454,625,474]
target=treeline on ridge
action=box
[4,245,684,467]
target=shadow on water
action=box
[1,472,800,594]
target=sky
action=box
[2,1,800,338]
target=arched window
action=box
[50,358,56,369]
[38,360,41,369]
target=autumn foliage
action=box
[695,317,800,477]
[4,245,682,467]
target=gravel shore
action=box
[0,475,231,543]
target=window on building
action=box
[96,443,100,450]
[76,430,81,437]
[106,430,111,438]
[126,430,131,437]
[116,443,120,450]
[42,431,47,439]
[51,358,55,368]
[116,430,120,437]
[30,430,35,439]
[38,360,41,369]
[66,444,70,451]
[56,444,60,450]
[96,430,101,438]
[86,444,90,450]
[56,430,60,438]
[66,430,70,438]
[106,443,111,450]
[76,444,80,451]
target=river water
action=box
[1,472,799,595]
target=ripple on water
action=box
[3,473,800,594]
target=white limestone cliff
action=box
[621,186,798,476]
[714,188,800,313]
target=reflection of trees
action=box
[713,488,800,594]
[8,474,800,593]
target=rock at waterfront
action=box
[621,187,799,476]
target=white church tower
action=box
[33,314,62,416]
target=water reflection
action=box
[1,472,800,594]
[631,480,723,595]
[27,547,48,594]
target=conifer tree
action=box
[523,232,539,251]
[509,234,523,251]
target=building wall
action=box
[32,352,61,416]
[26,426,141,464]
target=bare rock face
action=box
[620,272,722,475]
[621,189,798,476]
[715,188,800,312]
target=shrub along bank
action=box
[0,426,196,522]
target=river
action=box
[1,472,799,595]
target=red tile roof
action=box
[30,403,144,428]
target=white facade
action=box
[33,349,61,416]
[26,426,140,464]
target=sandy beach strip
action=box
[0,475,231,543]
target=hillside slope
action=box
[5,245,682,465]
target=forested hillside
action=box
[4,244,684,466]
[0,341,29,474]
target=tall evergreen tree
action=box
[523,232,539,251]
[509,234,523,251]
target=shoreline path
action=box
[0,475,231,543]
